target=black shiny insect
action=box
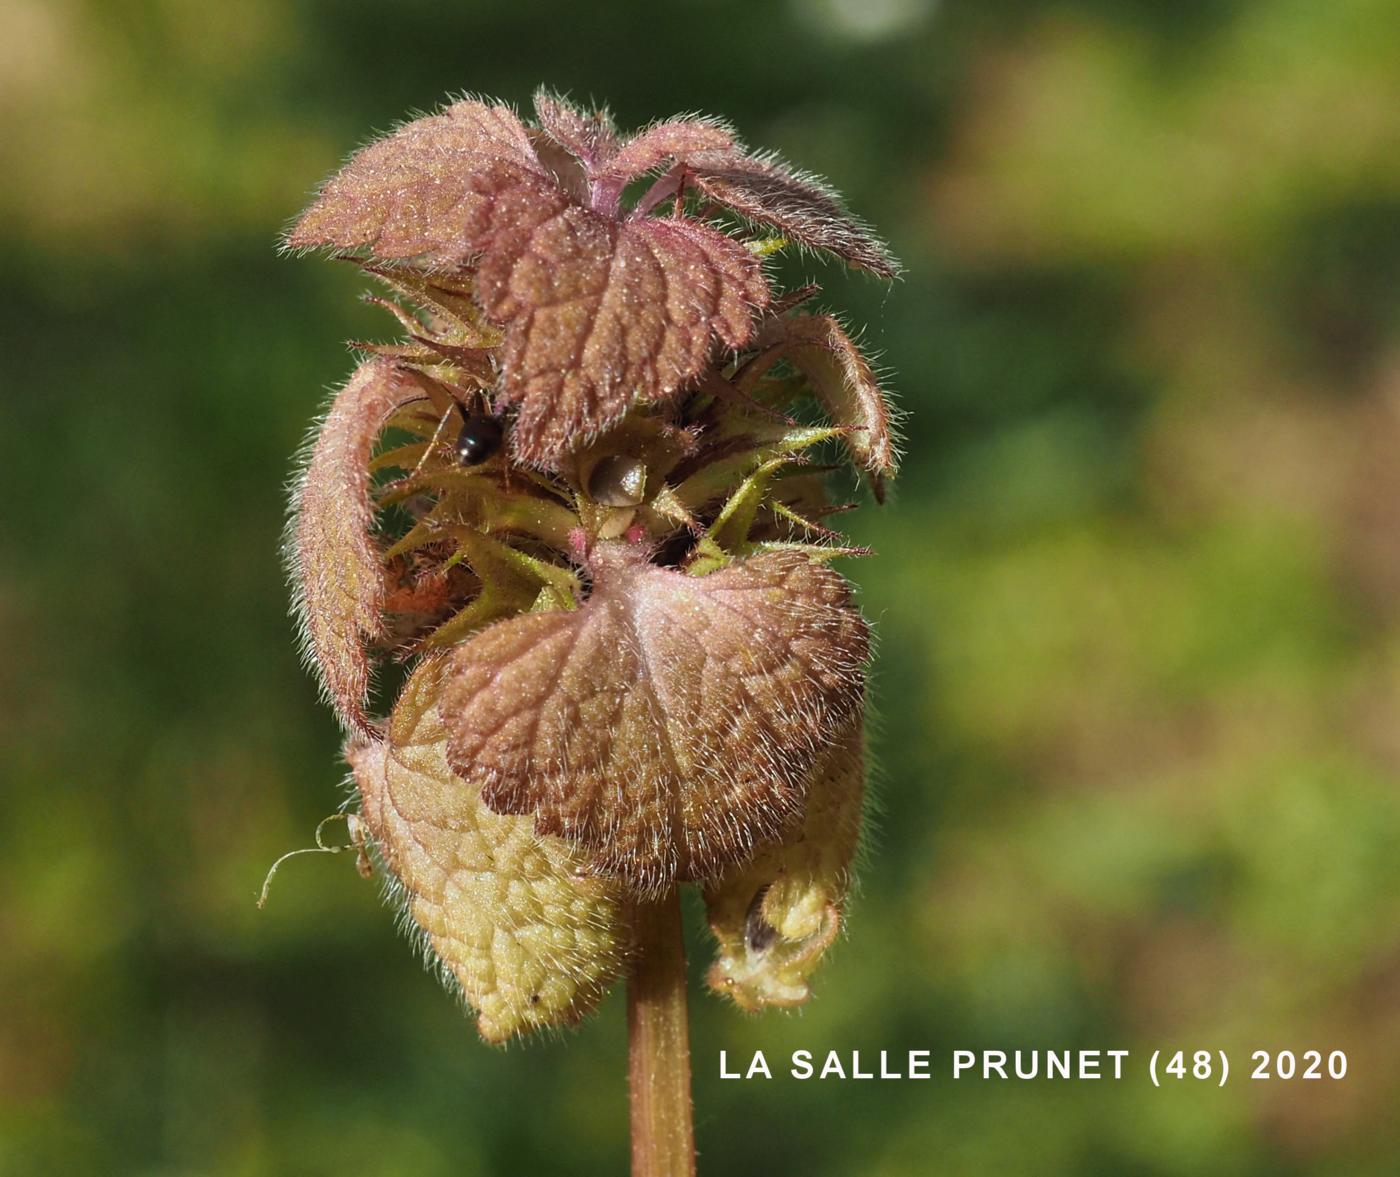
[744,885,778,954]
[455,405,503,466]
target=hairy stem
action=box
[627,887,696,1177]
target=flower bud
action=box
[704,718,865,1010]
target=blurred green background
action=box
[4,0,1399,1173]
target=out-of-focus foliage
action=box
[2,0,1398,1174]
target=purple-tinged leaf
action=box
[532,89,619,172]
[439,542,869,895]
[284,99,549,264]
[778,313,898,497]
[476,210,770,463]
[691,157,901,279]
[291,357,418,732]
[602,116,736,185]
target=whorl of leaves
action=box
[286,93,897,463]
[285,89,903,1032]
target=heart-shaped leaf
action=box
[477,211,768,461]
[439,543,869,894]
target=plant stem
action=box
[627,886,696,1177]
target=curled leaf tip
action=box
[768,313,900,492]
[292,356,419,733]
[691,155,902,280]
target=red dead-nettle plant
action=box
[283,89,900,1176]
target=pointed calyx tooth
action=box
[285,97,769,466]
[438,543,869,896]
[348,658,631,1043]
[704,717,865,1011]
[292,357,419,733]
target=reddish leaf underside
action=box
[691,157,901,279]
[601,116,735,186]
[439,543,869,895]
[779,313,898,496]
[293,357,418,732]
